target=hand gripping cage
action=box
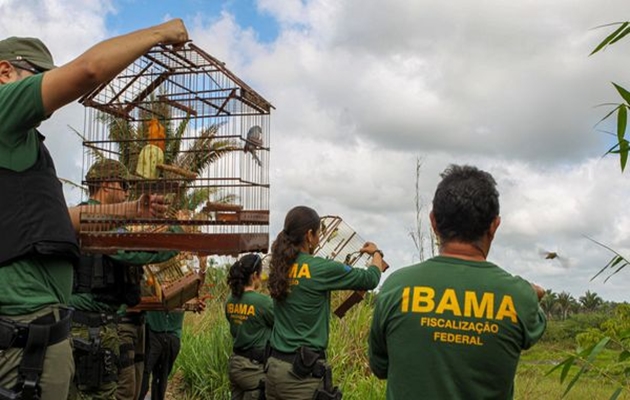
[78,42,273,309]
[314,216,379,318]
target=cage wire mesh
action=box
[78,42,272,259]
[314,216,372,267]
[314,216,377,317]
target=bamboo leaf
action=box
[610,25,630,45]
[614,83,630,105]
[594,105,621,128]
[584,235,630,281]
[604,261,629,282]
[619,140,629,172]
[591,256,619,282]
[609,387,623,400]
[547,357,572,379]
[562,338,610,398]
[591,22,629,55]
[617,105,627,142]
[561,357,575,382]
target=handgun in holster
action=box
[313,363,342,400]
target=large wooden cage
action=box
[78,42,273,258]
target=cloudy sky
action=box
[2,0,630,301]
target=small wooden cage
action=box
[314,216,380,318]
[314,216,372,267]
[78,42,273,256]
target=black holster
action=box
[313,361,342,400]
[292,346,323,379]
[0,309,72,400]
[72,328,118,388]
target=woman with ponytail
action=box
[225,254,274,400]
[265,206,387,400]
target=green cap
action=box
[0,37,56,71]
[86,159,130,182]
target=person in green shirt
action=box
[265,206,387,400]
[0,22,187,400]
[69,159,180,400]
[225,253,274,400]
[369,165,547,400]
[139,310,185,400]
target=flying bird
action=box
[539,249,571,269]
[244,125,263,166]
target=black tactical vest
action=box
[74,254,143,307]
[0,134,79,266]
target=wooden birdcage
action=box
[133,252,204,311]
[314,216,381,318]
[78,42,273,257]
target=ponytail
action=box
[268,206,320,301]
[227,254,262,298]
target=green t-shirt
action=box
[146,310,185,338]
[226,290,274,351]
[68,199,179,313]
[369,256,547,400]
[0,74,74,316]
[270,252,381,353]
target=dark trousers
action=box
[138,330,180,400]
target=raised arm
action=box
[67,193,168,232]
[41,19,188,115]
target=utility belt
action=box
[234,346,267,364]
[119,312,145,326]
[0,309,72,351]
[270,347,341,400]
[0,308,73,400]
[72,310,119,328]
[71,313,119,389]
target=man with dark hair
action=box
[0,21,187,400]
[369,164,546,400]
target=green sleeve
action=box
[262,295,274,328]
[0,74,46,171]
[110,249,178,265]
[369,290,389,379]
[520,292,548,350]
[317,258,381,291]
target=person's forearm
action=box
[68,201,139,232]
[74,26,168,84]
[41,19,188,114]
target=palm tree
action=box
[556,291,576,321]
[579,290,604,313]
[99,94,239,213]
[540,289,558,320]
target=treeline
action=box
[539,289,625,321]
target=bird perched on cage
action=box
[136,118,165,179]
[244,125,263,166]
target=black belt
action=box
[0,308,72,350]
[234,347,266,363]
[120,312,145,325]
[72,309,119,327]
[270,347,326,363]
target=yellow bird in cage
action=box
[136,118,165,179]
